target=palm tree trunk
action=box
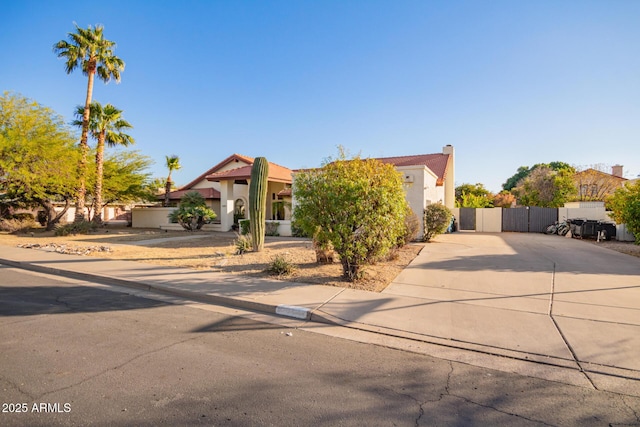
[93,134,105,224]
[164,177,172,207]
[75,69,95,222]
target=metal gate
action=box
[529,207,558,233]
[502,208,529,232]
[502,207,558,232]
[459,208,476,231]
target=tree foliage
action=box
[492,191,516,208]
[607,182,640,244]
[503,162,574,191]
[293,152,409,281]
[455,183,493,208]
[0,92,80,230]
[164,155,181,207]
[423,203,452,242]
[98,150,156,208]
[168,191,217,231]
[511,165,577,207]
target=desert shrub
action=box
[168,191,217,231]
[293,152,409,281]
[0,217,37,233]
[313,236,336,264]
[54,220,97,236]
[290,219,310,238]
[234,234,253,255]
[397,208,420,247]
[265,221,279,236]
[423,203,452,242]
[239,219,250,235]
[265,254,296,276]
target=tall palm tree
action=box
[54,24,125,222]
[73,102,134,224]
[164,155,181,207]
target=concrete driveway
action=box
[384,232,640,393]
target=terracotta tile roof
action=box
[161,187,221,201]
[205,160,292,184]
[179,154,255,190]
[375,153,451,185]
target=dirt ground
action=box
[2,228,638,292]
[0,228,424,292]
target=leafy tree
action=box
[0,93,80,230]
[455,183,493,208]
[98,150,156,209]
[293,152,409,281]
[492,191,516,208]
[423,203,452,242]
[73,102,134,224]
[503,162,574,191]
[164,155,181,207]
[512,166,576,207]
[607,182,640,244]
[54,24,125,221]
[168,191,217,231]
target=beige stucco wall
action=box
[475,208,502,232]
[132,207,176,228]
[559,207,611,222]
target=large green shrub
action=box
[423,203,452,242]
[607,182,640,244]
[293,152,409,281]
[168,191,217,231]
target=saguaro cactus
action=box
[249,157,269,251]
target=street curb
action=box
[0,258,312,321]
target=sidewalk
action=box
[1,233,639,397]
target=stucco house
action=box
[134,154,293,231]
[572,165,627,201]
[134,147,454,238]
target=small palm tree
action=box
[74,102,134,224]
[164,155,181,207]
[54,24,125,222]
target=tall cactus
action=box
[249,157,269,252]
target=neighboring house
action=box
[572,165,627,201]
[161,154,293,232]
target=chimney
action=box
[442,145,455,210]
[612,165,623,177]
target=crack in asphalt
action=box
[0,375,36,400]
[620,395,640,424]
[39,335,201,399]
[443,362,555,427]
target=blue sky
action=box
[2,0,639,192]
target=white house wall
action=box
[397,165,439,238]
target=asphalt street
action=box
[1,266,639,426]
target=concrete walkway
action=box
[1,232,638,397]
